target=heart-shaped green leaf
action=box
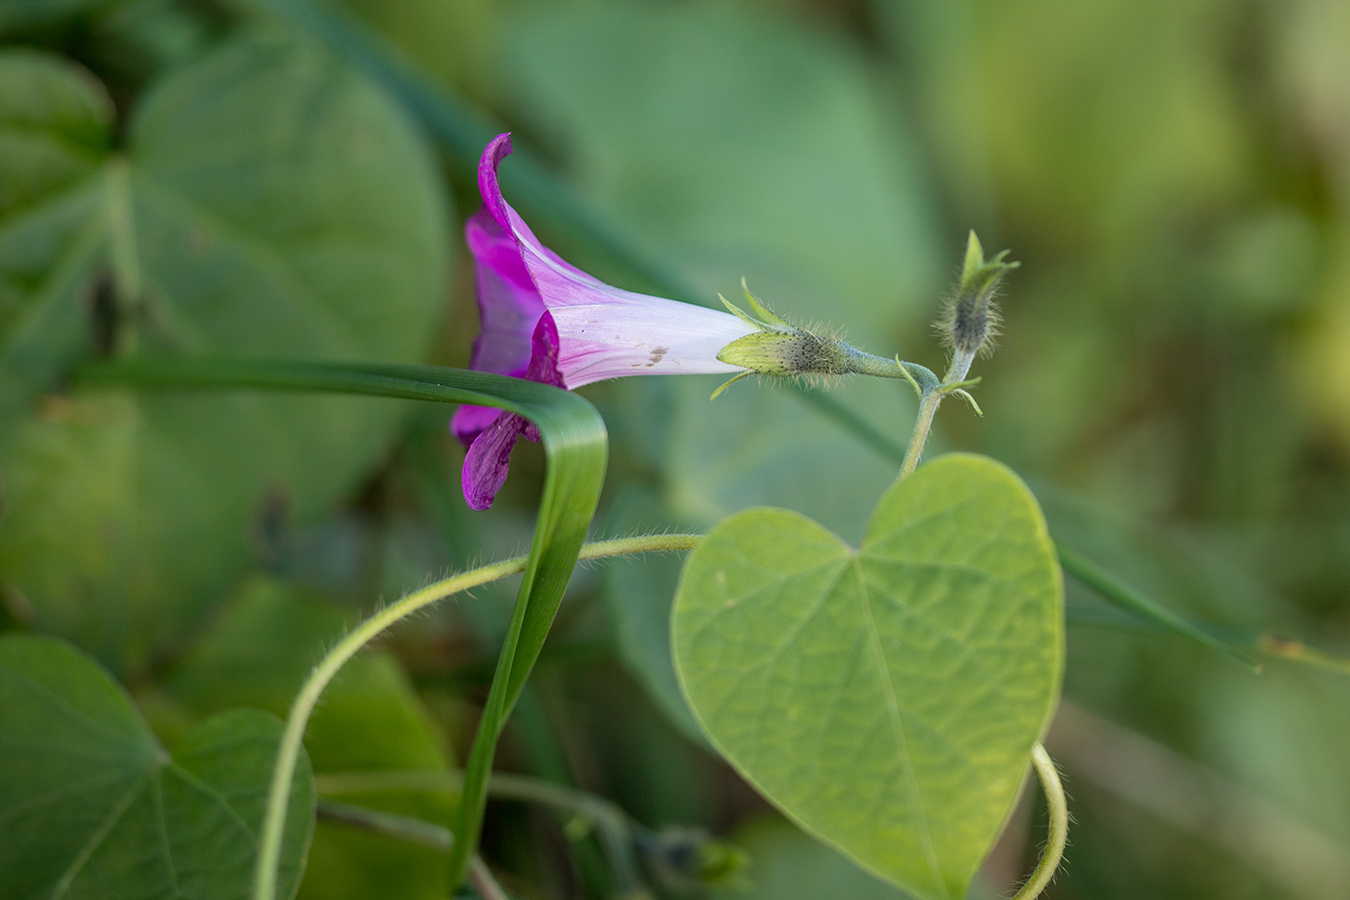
[673,453,1063,900]
[0,634,316,900]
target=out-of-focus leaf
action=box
[0,32,451,666]
[169,577,455,900]
[0,50,110,202]
[241,0,695,309]
[505,0,939,337]
[333,0,495,99]
[970,0,1247,243]
[168,577,349,714]
[0,59,126,664]
[0,50,111,434]
[85,0,231,85]
[673,454,1062,900]
[0,0,110,35]
[598,487,705,744]
[0,634,315,900]
[299,649,456,900]
[710,817,909,900]
[0,400,138,661]
[665,378,910,541]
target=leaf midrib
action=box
[852,558,951,900]
[49,772,154,900]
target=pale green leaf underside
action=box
[673,453,1063,900]
[0,634,315,900]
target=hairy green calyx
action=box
[936,231,1019,362]
[711,279,937,399]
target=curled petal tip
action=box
[478,133,516,234]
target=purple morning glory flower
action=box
[452,133,755,510]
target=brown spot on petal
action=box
[646,346,668,367]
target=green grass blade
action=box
[76,355,608,891]
[1057,545,1259,671]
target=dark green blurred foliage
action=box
[3,0,1350,898]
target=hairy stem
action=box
[252,534,701,900]
[840,348,939,389]
[898,388,943,480]
[897,345,982,480]
[1010,743,1068,900]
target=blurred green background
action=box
[3,0,1350,898]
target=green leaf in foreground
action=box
[0,634,316,900]
[673,453,1063,900]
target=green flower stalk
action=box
[897,231,1019,477]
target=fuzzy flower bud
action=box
[937,231,1018,366]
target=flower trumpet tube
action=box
[452,133,757,509]
[452,133,939,510]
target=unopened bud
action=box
[937,231,1018,360]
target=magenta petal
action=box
[456,313,564,508]
[453,209,547,449]
[450,404,503,446]
[526,311,565,389]
[462,412,531,511]
[478,134,517,240]
[455,312,564,509]
[475,134,751,390]
[477,135,601,286]
[464,209,543,378]
[458,134,751,510]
